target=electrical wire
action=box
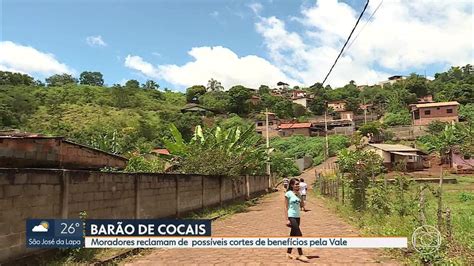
[321,0,370,86]
[343,0,384,56]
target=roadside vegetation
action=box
[316,123,474,264]
[317,175,473,264]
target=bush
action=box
[359,121,383,137]
[125,155,164,173]
[270,152,300,178]
[383,111,411,126]
[427,120,449,135]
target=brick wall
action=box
[0,138,127,170]
[414,105,459,126]
[0,169,269,262]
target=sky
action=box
[0,0,473,91]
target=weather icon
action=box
[32,221,49,232]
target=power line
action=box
[321,0,370,86]
[343,0,383,55]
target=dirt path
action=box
[127,158,398,265]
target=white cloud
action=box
[210,11,219,17]
[254,0,473,87]
[86,35,107,47]
[0,41,72,76]
[124,46,297,89]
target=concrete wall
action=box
[295,156,313,172]
[0,138,127,170]
[279,128,310,137]
[386,126,427,140]
[0,169,269,262]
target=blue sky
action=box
[1,0,472,90]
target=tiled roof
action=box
[152,148,170,155]
[368,143,419,152]
[414,101,459,108]
[279,123,312,129]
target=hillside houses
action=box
[410,101,460,126]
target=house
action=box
[451,148,473,173]
[276,81,290,91]
[278,123,312,137]
[340,111,354,121]
[292,97,309,108]
[0,135,128,170]
[365,143,425,171]
[291,90,306,99]
[417,95,434,103]
[378,75,406,87]
[249,95,261,105]
[181,103,213,115]
[411,101,460,126]
[255,112,280,137]
[328,101,346,112]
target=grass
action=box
[315,174,474,265]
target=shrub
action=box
[270,152,300,178]
[383,111,411,126]
[125,155,164,173]
[427,120,449,135]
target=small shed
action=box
[180,103,213,115]
[0,136,128,170]
[278,123,312,137]
[365,143,425,171]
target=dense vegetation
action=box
[0,64,472,175]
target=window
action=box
[257,122,263,126]
[424,110,431,115]
[447,109,453,114]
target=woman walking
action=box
[284,178,309,262]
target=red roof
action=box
[152,148,170,155]
[279,123,312,129]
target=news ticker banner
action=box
[26,219,407,249]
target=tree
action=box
[0,71,34,86]
[207,78,224,92]
[162,124,266,176]
[142,80,159,90]
[308,96,326,115]
[228,85,252,115]
[258,85,270,95]
[273,99,294,118]
[337,149,384,211]
[199,91,230,113]
[79,71,104,86]
[125,79,140,88]
[404,73,430,97]
[383,110,411,126]
[45,74,78,87]
[186,85,206,103]
[292,103,307,117]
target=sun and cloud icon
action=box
[32,221,49,232]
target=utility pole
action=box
[411,108,417,148]
[363,97,367,125]
[324,102,329,160]
[265,108,271,188]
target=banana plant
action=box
[162,123,267,175]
